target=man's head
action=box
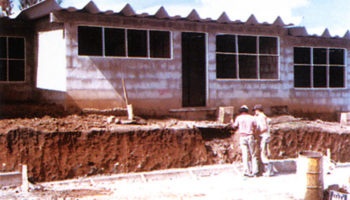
[239,105,249,114]
[253,104,263,112]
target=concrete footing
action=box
[0,165,28,193]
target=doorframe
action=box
[181,31,209,107]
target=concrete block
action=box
[217,106,234,123]
[271,159,297,174]
[0,172,22,187]
[340,112,350,125]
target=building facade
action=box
[1,0,350,119]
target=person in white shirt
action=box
[232,105,259,177]
[253,104,274,176]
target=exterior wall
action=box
[208,30,350,117]
[206,25,288,113]
[48,12,350,118]
[63,21,183,115]
[0,18,36,103]
[285,37,350,116]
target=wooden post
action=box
[122,78,128,106]
[122,78,133,120]
[21,165,29,193]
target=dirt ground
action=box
[1,162,349,200]
[1,113,350,199]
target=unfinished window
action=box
[216,54,236,78]
[294,47,310,64]
[294,65,311,87]
[313,66,327,88]
[127,29,147,57]
[330,66,344,87]
[216,35,236,53]
[216,34,278,79]
[105,28,125,57]
[239,55,257,79]
[78,26,103,56]
[260,37,277,54]
[150,31,170,58]
[260,56,278,79]
[330,49,344,65]
[78,26,171,59]
[0,37,25,82]
[294,47,345,88]
[238,36,256,53]
[313,48,327,64]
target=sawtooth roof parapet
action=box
[186,9,201,21]
[82,1,100,14]
[120,3,136,16]
[217,12,231,23]
[155,6,170,19]
[273,16,285,26]
[13,0,346,39]
[246,14,258,25]
[321,28,331,38]
[344,31,350,39]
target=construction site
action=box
[0,106,349,199]
[1,0,350,199]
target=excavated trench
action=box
[0,120,350,182]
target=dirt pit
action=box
[0,114,350,184]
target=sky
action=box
[11,0,350,37]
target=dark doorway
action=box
[181,32,206,107]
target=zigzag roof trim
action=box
[82,1,100,14]
[217,12,231,23]
[14,0,346,39]
[187,9,201,21]
[155,6,169,19]
[120,3,136,16]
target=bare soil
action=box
[0,113,350,199]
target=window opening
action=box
[127,29,147,57]
[0,37,25,82]
[150,31,170,58]
[104,28,125,57]
[78,26,103,56]
[78,26,171,59]
[216,34,278,80]
[294,47,345,89]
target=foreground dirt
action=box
[1,162,349,200]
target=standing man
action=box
[232,105,259,177]
[253,104,274,176]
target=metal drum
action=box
[297,151,324,200]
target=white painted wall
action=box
[37,29,66,91]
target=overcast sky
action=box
[13,0,350,37]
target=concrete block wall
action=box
[0,19,36,103]
[286,36,350,115]
[28,11,350,118]
[207,27,290,113]
[63,17,184,115]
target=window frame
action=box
[293,47,346,89]
[215,34,280,81]
[0,36,26,83]
[77,26,172,60]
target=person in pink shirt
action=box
[253,104,274,176]
[232,105,259,177]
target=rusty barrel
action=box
[297,151,324,200]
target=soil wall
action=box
[0,124,349,182]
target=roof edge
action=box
[16,0,61,20]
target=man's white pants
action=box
[239,135,258,176]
